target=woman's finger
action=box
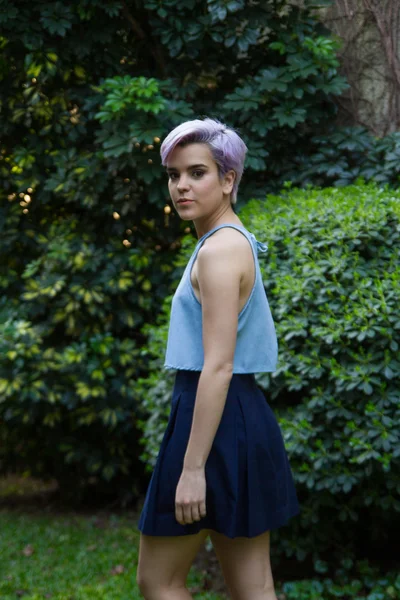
[175,503,184,525]
[182,501,192,525]
[191,504,201,522]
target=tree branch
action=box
[121,1,146,39]
[121,1,167,77]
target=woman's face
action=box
[166,143,235,221]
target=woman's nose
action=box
[177,177,190,191]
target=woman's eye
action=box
[168,171,204,180]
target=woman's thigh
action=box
[137,529,211,592]
[209,529,276,600]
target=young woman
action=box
[137,117,300,600]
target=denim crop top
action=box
[163,223,278,374]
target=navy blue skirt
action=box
[138,370,300,538]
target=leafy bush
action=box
[137,182,400,570]
[0,312,149,505]
[279,562,400,600]
[0,212,165,504]
[276,127,400,192]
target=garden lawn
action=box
[0,508,222,600]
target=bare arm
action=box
[183,235,242,470]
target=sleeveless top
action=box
[163,223,278,374]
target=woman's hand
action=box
[175,467,207,525]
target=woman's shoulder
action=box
[197,225,253,266]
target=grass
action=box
[0,508,225,600]
[0,476,225,600]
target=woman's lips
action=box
[177,200,193,206]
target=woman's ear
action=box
[222,169,236,195]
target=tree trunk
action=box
[315,0,400,136]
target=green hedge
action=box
[136,181,400,572]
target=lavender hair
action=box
[160,117,248,205]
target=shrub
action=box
[0,309,149,506]
[277,128,400,191]
[279,562,400,600]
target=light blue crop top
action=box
[163,223,278,374]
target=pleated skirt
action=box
[137,369,300,538]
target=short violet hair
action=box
[160,117,248,205]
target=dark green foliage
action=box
[0,206,171,503]
[0,0,350,499]
[278,128,400,191]
[0,0,349,214]
[138,182,400,570]
[0,315,147,504]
